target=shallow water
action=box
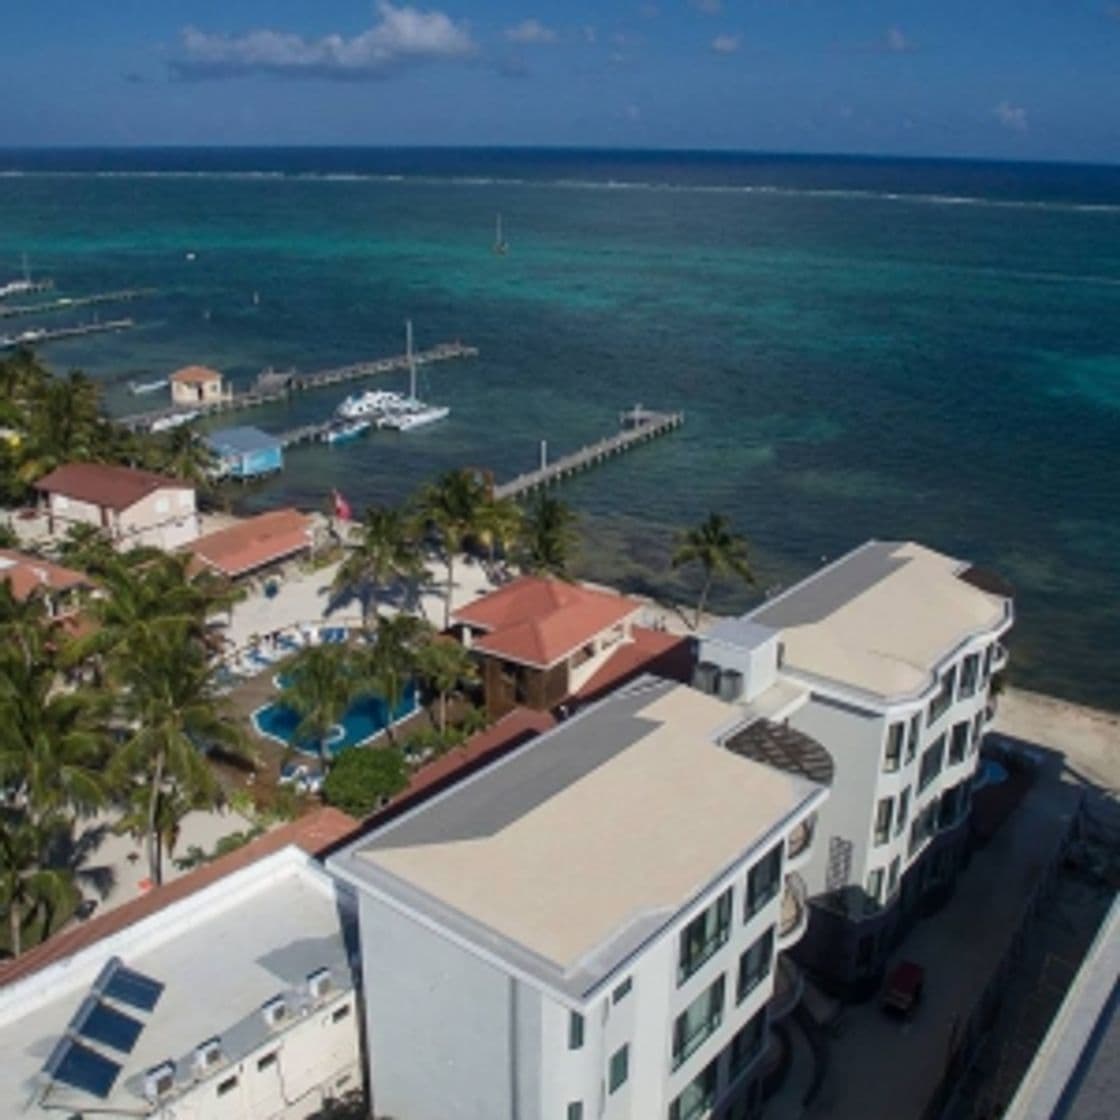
[1,149,1117,708]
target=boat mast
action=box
[21,253,29,284]
[406,319,416,401]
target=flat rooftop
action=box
[0,850,353,1117]
[331,678,822,998]
[750,540,1011,700]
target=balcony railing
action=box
[787,816,815,861]
[992,643,1009,671]
[778,872,808,942]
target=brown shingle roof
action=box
[0,548,90,601]
[453,576,641,668]
[169,364,222,384]
[0,807,357,989]
[186,509,312,578]
[34,462,190,511]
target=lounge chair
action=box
[276,632,303,653]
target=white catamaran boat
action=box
[378,320,450,431]
[129,377,169,395]
[336,388,407,420]
[322,417,372,444]
[0,255,45,300]
[149,410,200,433]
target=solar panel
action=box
[78,1001,143,1054]
[52,1040,121,1099]
[103,965,164,1011]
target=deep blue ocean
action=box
[1,148,1117,708]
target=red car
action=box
[882,960,925,1017]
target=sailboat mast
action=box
[21,253,29,283]
[406,319,416,401]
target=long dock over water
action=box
[0,318,135,351]
[493,407,684,500]
[0,289,154,320]
[118,341,478,432]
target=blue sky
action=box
[1,1,1118,161]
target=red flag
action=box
[332,489,352,522]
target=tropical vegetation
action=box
[321,747,408,818]
[671,512,755,628]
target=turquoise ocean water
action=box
[0,149,1117,708]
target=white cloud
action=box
[504,19,558,45]
[174,2,475,80]
[883,26,913,53]
[711,33,739,55]
[995,100,1028,133]
[691,0,722,13]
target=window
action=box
[873,797,894,845]
[668,1058,718,1120]
[906,714,921,763]
[919,735,946,792]
[883,722,904,772]
[678,888,732,984]
[896,787,911,835]
[612,977,632,1004]
[217,1075,238,1097]
[866,868,884,905]
[745,845,782,920]
[567,1103,584,1120]
[257,1052,277,1072]
[928,666,957,726]
[887,856,901,897]
[729,1007,766,1079]
[331,1004,351,1023]
[939,783,965,829]
[982,645,994,682]
[608,1045,629,1093]
[949,721,969,765]
[959,654,979,698]
[568,1011,584,1050]
[672,975,725,1070]
[736,927,774,1003]
[972,711,984,753]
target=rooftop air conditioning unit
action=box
[144,1062,176,1102]
[307,968,334,1002]
[192,1037,222,1076]
[261,996,289,1030]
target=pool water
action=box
[974,758,1010,790]
[252,684,417,756]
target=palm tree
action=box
[16,371,107,485]
[363,613,428,745]
[332,505,422,627]
[415,635,478,735]
[0,810,75,958]
[417,469,493,628]
[671,513,755,629]
[53,521,116,575]
[280,644,358,769]
[477,496,522,574]
[149,425,218,490]
[109,624,249,885]
[519,492,579,577]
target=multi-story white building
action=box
[697,540,1013,995]
[329,677,830,1120]
[0,843,362,1119]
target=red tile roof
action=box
[34,462,190,511]
[0,548,89,601]
[186,509,312,578]
[0,807,357,989]
[170,364,222,384]
[453,576,641,668]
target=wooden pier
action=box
[118,341,478,432]
[493,407,684,501]
[0,288,154,320]
[0,318,135,351]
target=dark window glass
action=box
[568,1011,584,1050]
[745,845,782,919]
[919,735,946,792]
[678,888,732,984]
[883,723,904,771]
[736,927,774,1003]
[608,1045,629,1093]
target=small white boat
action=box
[337,389,407,420]
[149,410,199,433]
[322,417,371,444]
[129,377,168,395]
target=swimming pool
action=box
[974,757,1010,790]
[252,684,418,756]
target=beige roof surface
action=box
[358,682,815,973]
[751,541,1010,699]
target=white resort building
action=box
[329,676,829,1120]
[0,812,361,1120]
[696,540,1013,996]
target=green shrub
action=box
[322,748,408,817]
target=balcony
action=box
[786,815,816,868]
[992,643,1009,672]
[777,872,808,948]
[768,954,805,1021]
